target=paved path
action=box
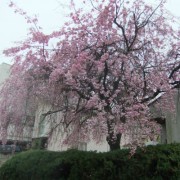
[0,154,13,167]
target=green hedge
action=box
[0,144,180,180]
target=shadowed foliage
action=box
[1,144,180,179]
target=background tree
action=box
[0,0,179,151]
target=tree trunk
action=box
[106,133,121,151]
[105,106,122,151]
[106,114,125,151]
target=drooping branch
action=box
[169,64,180,79]
[103,61,108,92]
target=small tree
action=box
[0,0,179,150]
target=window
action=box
[68,142,87,151]
[78,142,87,151]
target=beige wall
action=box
[149,89,180,144]
[0,63,32,142]
[7,124,32,141]
[34,88,180,152]
[33,101,52,138]
[165,89,180,143]
[0,63,10,85]
[33,101,112,152]
[33,101,133,152]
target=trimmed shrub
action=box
[0,144,180,180]
[31,137,48,150]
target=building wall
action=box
[166,89,180,143]
[6,124,32,142]
[149,89,180,144]
[33,100,140,152]
[0,63,33,143]
[32,100,52,138]
[33,89,180,152]
[33,101,110,152]
[0,63,10,85]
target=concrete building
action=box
[1,62,179,151]
[163,89,180,144]
[32,88,180,152]
[0,63,32,148]
[32,100,110,152]
[0,63,11,85]
[149,88,180,145]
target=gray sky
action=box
[0,0,180,64]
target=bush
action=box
[31,137,48,150]
[0,144,180,180]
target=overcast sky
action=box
[0,0,180,64]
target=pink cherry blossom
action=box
[0,0,179,152]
